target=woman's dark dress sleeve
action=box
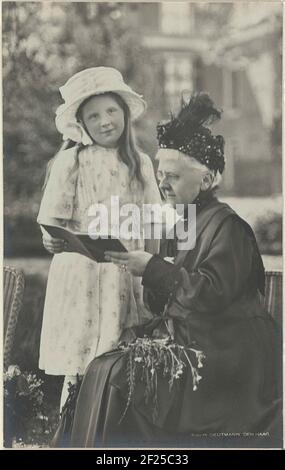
[143,216,256,315]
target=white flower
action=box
[174,369,183,378]
[6,365,21,378]
[134,357,143,363]
[197,352,205,368]
[190,349,205,368]
[196,373,202,383]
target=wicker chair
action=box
[264,271,282,327]
[3,266,25,368]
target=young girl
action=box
[37,67,161,409]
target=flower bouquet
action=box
[4,365,49,447]
[118,333,205,423]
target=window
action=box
[223,69,242,110]
[161,2,192,35]
[164,56,193,111]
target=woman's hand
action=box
[104,251,153,276]
[42,234,66,254]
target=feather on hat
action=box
[157,92,225,174]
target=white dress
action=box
[37,145,161,375]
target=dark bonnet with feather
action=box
[157,92,225,174]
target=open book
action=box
[41,224,128,263]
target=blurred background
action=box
[2,1,282,445]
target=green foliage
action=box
[5,213,45,257]
[193,3,234,39]
[254,211,282,255]
[4,365,59,447]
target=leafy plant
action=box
[254,211,282,255]
[118,334,205,423]
[4,365,56,447]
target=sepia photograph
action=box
[2,1,283,450]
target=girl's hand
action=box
[42,235,66,254]
[104,251,153,277]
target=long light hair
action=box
[43,92,145,190]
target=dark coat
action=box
[57,197,282,448]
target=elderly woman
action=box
[54,93,282,448]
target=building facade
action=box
[133,2,282,196]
